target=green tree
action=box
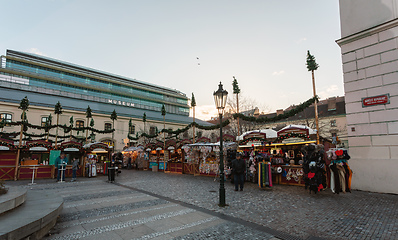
[306,50,320,144]
[110,109,117,151]
[16,96,30,180]
[46,114,52,141]
[85,106,92,143]
[232,76,241,135]
[54,101,63,148]
[69,116,74,141]
[191,93,196,143]
[161,104,166,150]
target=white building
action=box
[337,1,398,194]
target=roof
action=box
[236,129,278,141]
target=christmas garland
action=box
[274,133,311,142]
[233,96,318,123]
[239,137,267,145]
[7,122,114,134]
[0,138,15,149]
[22,132,93,140]
[127,120,230,141]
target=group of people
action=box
[54,153,80,182]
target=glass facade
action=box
[3,55,189,116]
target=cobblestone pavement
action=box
[6,170,398,240]
[117,170,398,240]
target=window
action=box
[149,126,156,136]
[197,131,203,138]
[41,117,48,127]
[330,120,337,127]
[0,113,12,126]
[129,125,135,134]
[76,120,84,128]
[183,131,189,138]
[105,123,112,131]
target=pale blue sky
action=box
[1,0,343,120]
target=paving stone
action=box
[5,170,398,240]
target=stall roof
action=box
[278,125,316,135]
[236,129,278,141]
[123,146,144,152]
[239,140,316,148]
[182,142,237,148]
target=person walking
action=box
[232,153,246,191]
[55,153,68,182]
[71,158,79,182]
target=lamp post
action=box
[213,82,228,207]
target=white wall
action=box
[339,0,398,38]
[338,0,398,194]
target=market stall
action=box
[0,138,17,180]
[122,146,144,170]
[182,142,237,177]
[164,139,183,174]
[237,126,334,188]
[19,140,54,180]
[83,142,111,177]
[58,141,84,179]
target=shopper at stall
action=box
[232,153,246,191]
[55,153,68,182]
[71,158,79,182]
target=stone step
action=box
[0,187,26,215]
[0,189,63,240]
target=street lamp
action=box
[213,82,228,207]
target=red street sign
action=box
[362,94,390,107]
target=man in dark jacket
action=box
[232,153,246,191]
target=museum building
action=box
[0,49,201,151]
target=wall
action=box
[338,0,398,194]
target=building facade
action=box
[0,49,205,151]
[337,1,398,194]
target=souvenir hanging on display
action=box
[326,148,352,194]
[302,144,327,194]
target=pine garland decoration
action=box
[232,96,318,123]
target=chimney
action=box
[276,109,284,115]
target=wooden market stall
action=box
[0,138,17,181]
[83,142,111,177]
[58,141,84,179]
[238,125,334,188]
[164,139,183,174]
[122,146,145,170]
[182,141,237,177]
[18,140,54,180]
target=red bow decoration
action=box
[336,150,344,156]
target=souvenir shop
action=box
[146,141,167,172]
[166,139,191,174]
[182,141,237,177]
[238,125,340,193]
[83,142,111,177]
[122,146,145,170]
[58,141,84,179]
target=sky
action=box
[1,0,344,120]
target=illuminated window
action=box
[149,126,156,136]
[0,113,12,126]
[105,123,112,131]
[76,120,84,128]
[129,125,135,134]
[41,117,48,127]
